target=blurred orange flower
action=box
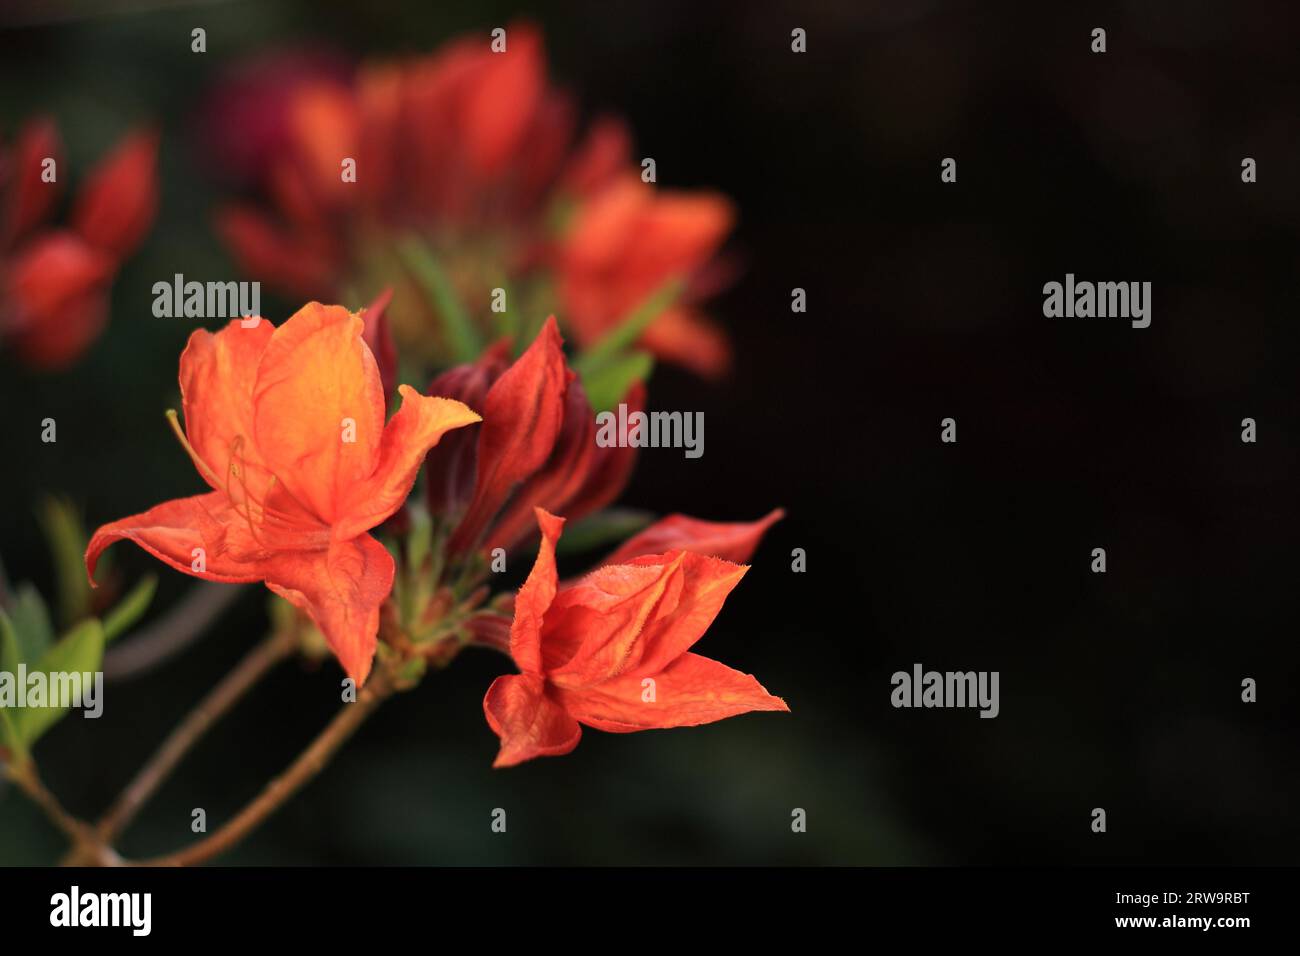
[214,22,735,376]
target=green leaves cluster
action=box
[0,499,156,766]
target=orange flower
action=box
[84,302,480,684]
[1,120,158,369]
[556,176,735,378]
[484,508,787,767]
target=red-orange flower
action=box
[556,176,736,378]
[0,121,158,369]
[216,23,590,308]
[213,23,735,376]
[84,302,480,684]
[484,508,788,768]
[426,315,640,556]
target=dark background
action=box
[1,0,1298,864]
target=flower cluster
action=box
[0,22,790,772]
[214,22,735,377]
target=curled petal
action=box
[484,673,581,768]
[335,386,480,540]
[85,492,265,586]
[602,509,783,566]
[555,651,788,732]
[264,533,394,686]
[509,507,563,675]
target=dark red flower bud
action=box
[424,340,510,520]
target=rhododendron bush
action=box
[0,22,786,866]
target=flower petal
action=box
[72,127,159,260]
[462,21,544,178]
[360,288,398,400]
[556,652,787,732]
[543,554,685,686]
[549,551,748,685]
[287,82,359,205]
[639,305,732,379]
[215,205,336,300]
[423,342,510,519]
[179,317,276,494]
[483,673,581,768]
[252,302,386,523]
[4,118,63,246]
[562,380,643,520]
[449,316,568,552]
[263,533,394,686]
[4,231,113,369]
[334,385,480,540]
[602,509,784,566]
[508,507,564,675]
[482,370,595,555]
[85,492,266,586]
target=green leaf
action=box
[14,618,105,749]
[397,236,483,363]
[573,275,684,376]
[7,584,54,664]
[556,508,655,557]
[581,350,654,414]
[38,495,90,627]
[0,706,26,767]
[101,575,157,644]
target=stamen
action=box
[165,410,226,490]
[165,410,323,545]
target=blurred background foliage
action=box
[2,0,1299,864]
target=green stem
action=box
[397,237,483,363]
[573,275,684,375]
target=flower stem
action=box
[397,236,483,363]
[96,629,295,844]
[6,759,90,844]
[136,664,400,867]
